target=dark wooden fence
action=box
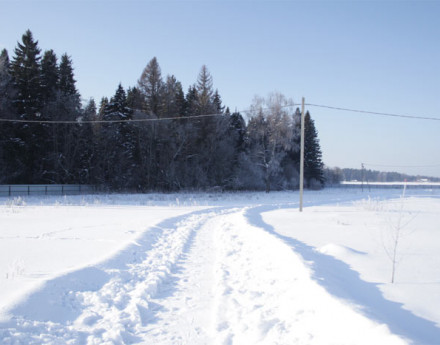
[0,184,95,197]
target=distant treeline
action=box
[0,30,324,192]
[324,167,440,184]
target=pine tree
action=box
[304,111,324,188]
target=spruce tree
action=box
[47,54,81,183]
[9,30,45,182]
[212,89,224,114]
[160,75,185,118]
[304,111,324,188]
[40,50,59,104]
[126,86,145,112]
[10,29,42,118]
[185,85,198,116]
[0,49,14,116]
[100,84,135,189]
[98,97,109,118]
[75,98,96,184]
[0,49,14,183]
[58,53,80,110]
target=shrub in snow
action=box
[5,196,26,208]
[6,258,25,279]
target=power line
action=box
[0,113,225,124]
[306,103,440,122]
[1,101,439,124]
[0,103,303,124]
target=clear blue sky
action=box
[1,0,439,177]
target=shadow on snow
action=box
[245,203,440,345]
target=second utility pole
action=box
[299,97,305,212]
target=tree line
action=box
[0,30,324,192]
[339,168,440,183]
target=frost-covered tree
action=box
[246,93,295,192]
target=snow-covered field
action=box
[0,188,439,344]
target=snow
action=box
[0,188,439,344]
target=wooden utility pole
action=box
[299,97,305,212]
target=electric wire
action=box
[0,113,224,124]
[0,101,439,124]
[305,103,440,122]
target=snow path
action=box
[211,209,406,345]
[0,208,221,344]
[1,204,411,344]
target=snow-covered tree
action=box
[247,93,295,192]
